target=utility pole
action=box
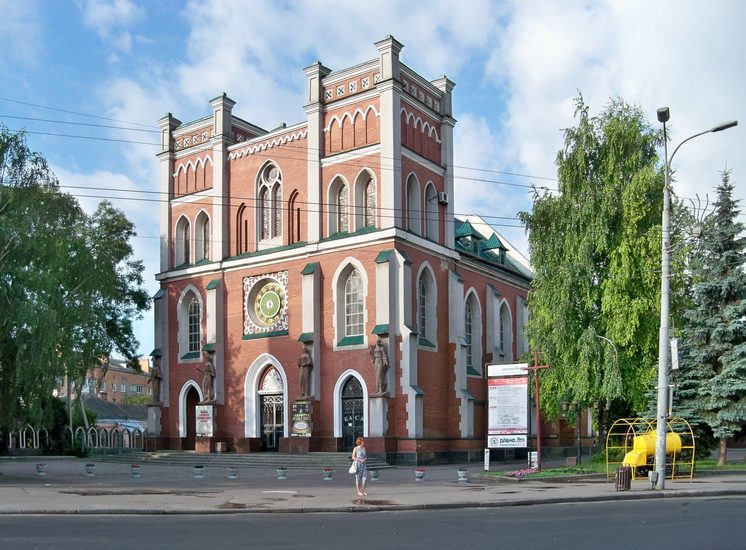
[524,351,551,471]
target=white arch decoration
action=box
[333,370,369,438]
[498,297,514,361]
[173,155,214,177]
[331,257,370,348]
[178,380,203,438]
[400,107,442,143]
[228,130,308,160]
[243,353,289,438]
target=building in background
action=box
[151,36,532,464]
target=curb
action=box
[2,488,745,515]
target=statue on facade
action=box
[197,352,216,403]
[369,336,390,397]
[149,357,163,404]
[298,345,313,399]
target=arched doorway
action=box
[259,367,284,452]
[184,386,199,451]
[341,377,364,452]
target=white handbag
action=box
[349,461,357,474]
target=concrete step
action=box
[94,451,392,470]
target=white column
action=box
[209,93,236,260]
[303,62,331,242]
[432,77,456,249]
[157,113,180,273]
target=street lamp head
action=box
[711,120,738,133]
[657,107,670,123]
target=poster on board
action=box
[488,376,528,435]
[196,405,214,437]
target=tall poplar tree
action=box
[673,170,746,465]
[0,125,149,436]
[520,96,687,429]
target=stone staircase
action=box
[95,450,392,470]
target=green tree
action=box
[0,125,149,435]
[673,170,746,465]
[519,96,688,433]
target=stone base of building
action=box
[146,436,171,451]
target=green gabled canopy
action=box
[455,219,480,239]
[483,233,507,251]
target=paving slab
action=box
[1,457,744,515]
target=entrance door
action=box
[261,394,284,452]
[341,377,364,452]
[184,386,199,451]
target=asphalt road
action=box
[1,497,744,550]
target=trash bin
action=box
[615,465,631,491]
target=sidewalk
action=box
[1,457,744,515]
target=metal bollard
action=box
[648,470,658,490]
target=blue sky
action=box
[1,0,744,358]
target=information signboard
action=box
[196,405,214,437]
[488,376,528,435]
[488,435,528,448]
[290,402,312,437]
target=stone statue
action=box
[369,336,390,397]
[197,352,216,403]
[298,345,313,399]
[149,357,163,403]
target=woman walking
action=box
[352,437,367,496]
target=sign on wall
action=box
[488,435,528,448]
[196,405,214,437]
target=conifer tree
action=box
[674,170,746,465]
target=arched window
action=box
[499,302,513,362]
[465,301,473,371]
[406,174,421,234]
[344,269,364,337]
[236,203,248,254]
[338,184,349,233]
[174,216,191,267]
[195,211,210,263]
[424,183,438,241]
[499,309,505,351]
[365,179,376,228]
[188,296,201,353]
[257,163,282,245]
[418,276,427,337]
[288,191,301,245]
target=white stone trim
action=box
[171,187,213,206]
[333,370,369,438]
[320,143,381,168]
[464,287,483,377]
[326,174,351,236]
[321,59,379,86]
[405,172,422,235]
[415,261,438,351]
[228,130,308,160]
[498,298,514,362]
[174,214,191,266]
[174,155,214,177]
[176,284,203,363]
[323,105,380,132]
[243,354,289,438]
[194,209,211,263]
[178,380,203,438]
[400,106,441,143]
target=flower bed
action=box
[504,468,538,478]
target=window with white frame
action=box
[499,302,513,362]
[344,269,364,337]
[406,174,421,234]
[188,296,201,353]
[338,184,349,232]
[424,182,438,241]
[464,293,482,375]
[174,216,191,267]
[257,163,282,244]
[417,267,436,347]
[365,179,376,227]
[195,211,210,263]
[112,383,117,392]
[328,176,350,236]
[465,301,473,371]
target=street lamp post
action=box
[654,107,737,490]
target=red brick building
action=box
[151,36,533,464]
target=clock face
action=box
[255,282,284,326]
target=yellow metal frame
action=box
[605,417,694,481]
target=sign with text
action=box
[487,363,529,377]
[488,435,528,448]
[290,401,312,437]
[196,405,214,437]
[488,376,528,436]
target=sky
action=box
[1,0,744,358]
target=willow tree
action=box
[519,97,687,431]
[0,125,149,437]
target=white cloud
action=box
[77,0,145,53]
[0,0,41,66]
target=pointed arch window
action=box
[365,179,376,227]
[338,184,349,233]
[465,301,473,371]
[418,276,427,337]
[344,269,364,337]
[188,296,201,353]
[258,164,282,244]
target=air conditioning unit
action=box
[438,192,449,205]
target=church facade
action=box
[150,36,532,464]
